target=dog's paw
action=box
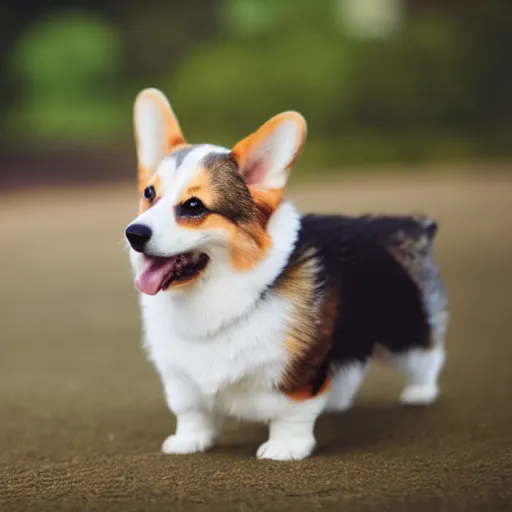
[256,436,316,461]
[161,434,213,455]
[400,384,438,406]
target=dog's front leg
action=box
[257,393,328,461]
[159,370,219,455]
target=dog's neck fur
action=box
[139,200,301,339]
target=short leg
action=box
[326,362,368,412]
[162,409,220,454]
[257,394,327,461]
[159,370,220,454]
[392,345,445,406]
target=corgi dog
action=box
[124,88,449,461]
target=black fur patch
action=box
[202,152,254,224]
[274,213,447,392]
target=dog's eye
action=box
[177,197,208,218]
[144,185,156,202]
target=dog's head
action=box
[125,88,306,296]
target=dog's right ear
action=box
[133,88,185,193]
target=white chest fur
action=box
[130,201,302,421]
[142,291,290,390]
[140,290,293,421]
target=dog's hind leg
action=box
[326,361,368,412]
[391,341,446,406]
[392,297,449,406]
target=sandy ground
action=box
[0,170,511,511]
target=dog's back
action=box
[300,213,447,356]
[273,213,448,408]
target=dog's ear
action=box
[231,112,307,190]
[133,88,185,193]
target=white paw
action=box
[256,437,316,461]
[161,434,213,455]
[400,384,438,406]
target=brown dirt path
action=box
[0,171,511,511]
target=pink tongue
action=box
[135,257,177,295]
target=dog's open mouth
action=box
[135,251,209,295]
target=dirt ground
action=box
[1,169,511,511]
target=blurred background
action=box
[1,2,512,510]
[1,0,512,186]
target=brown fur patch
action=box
[137,165,152,196]
[175,154,282,272]
[176,167,215,211]
[287,374,332,402]
[274,248,340,399]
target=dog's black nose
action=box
[125,224,152,252]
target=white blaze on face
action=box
[134,145,230,255]
[128,145,233,295]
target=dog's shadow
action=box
[212,401,444,458]
[315,403,436,456]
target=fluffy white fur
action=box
[393,346,445,405]
[326,363,369,412]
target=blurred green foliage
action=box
[4,0,512,167]
[8,10,128,145]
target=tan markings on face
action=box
[175,158,285,272]
[177,167,215,211]
[138,174,161,214]
[274,249,340,398]
[227,186,283,271]
[170,142,192,154]
[137,165,151,195]
[136,140,191,194]
[247,186,283,221]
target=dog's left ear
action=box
[133,88,185,193]
[231,112,307,190]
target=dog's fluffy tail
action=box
[418,216,438,242]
